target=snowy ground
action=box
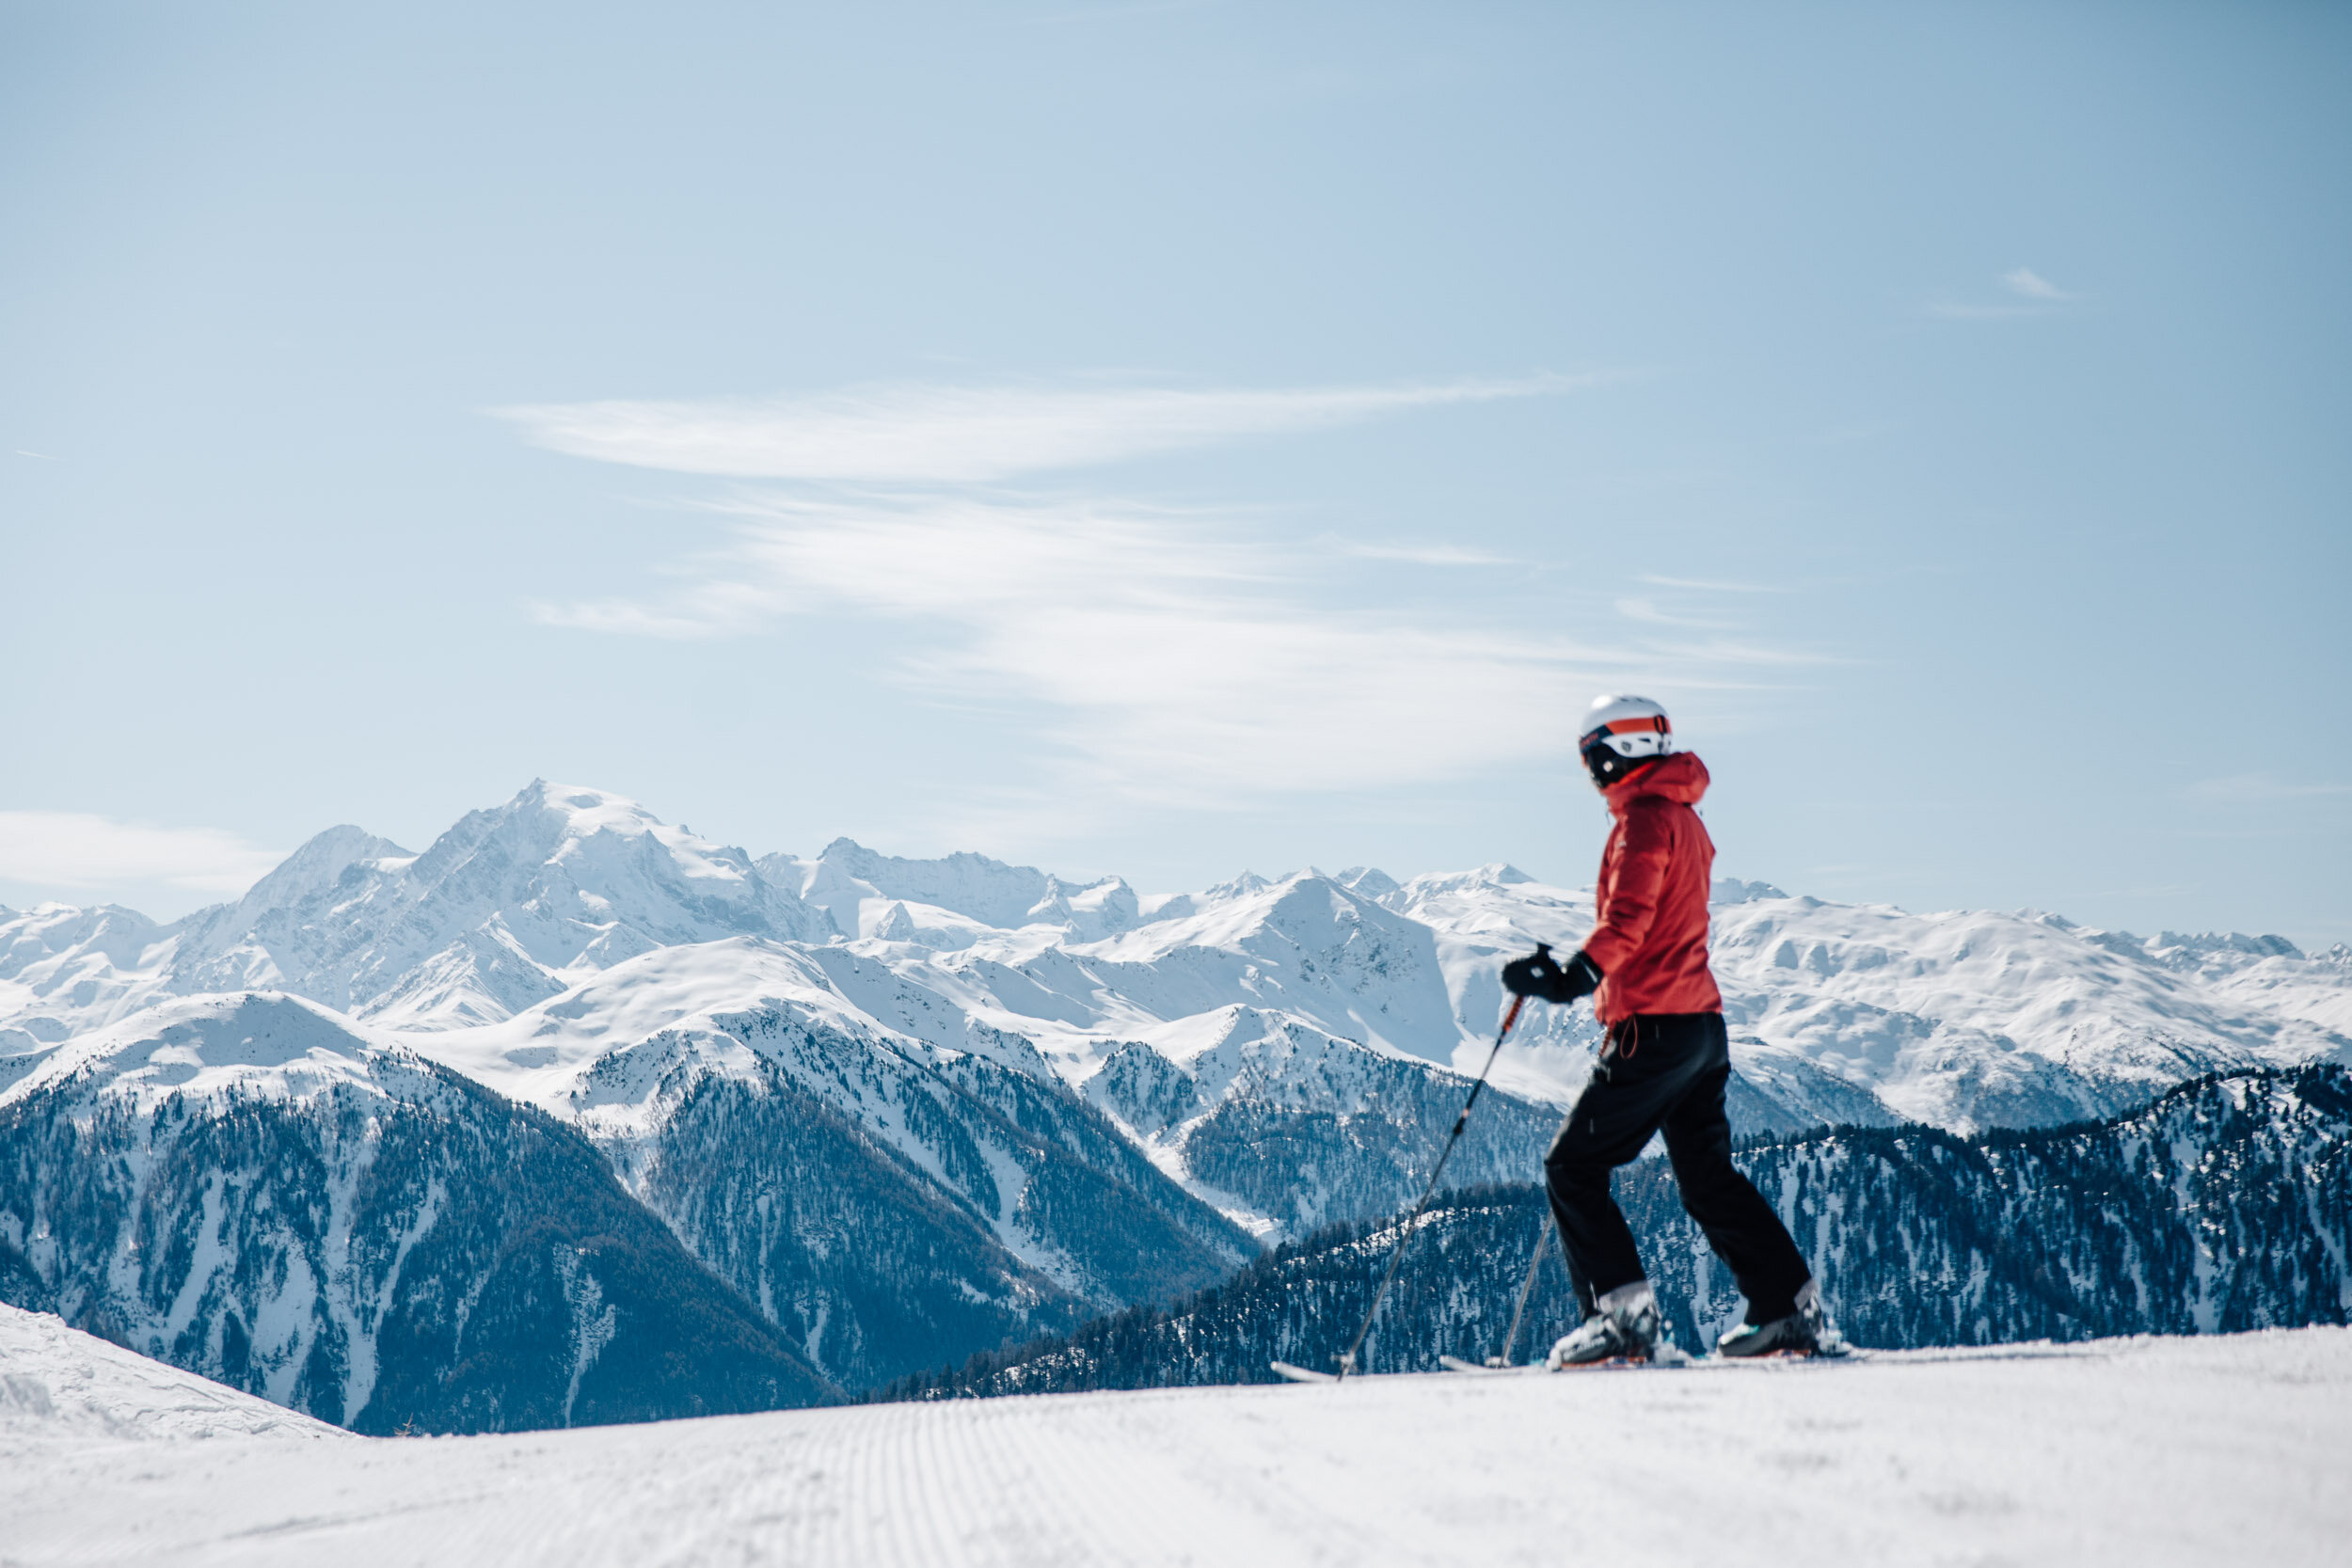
[0,1307,343,1448]
[3,1309,2347,1567]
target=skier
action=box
[1502,695,1836,1366]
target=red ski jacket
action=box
[1581,751,1723,1024]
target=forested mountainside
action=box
[0,994,829,1433]
[0,954,1559,1416]
[0,979,1275,1417]
[882,1065,2352,1398]
[598,982,1260,1391]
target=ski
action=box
[1708,1342,1859,1366]
[1438,1355,1543,1375]
[1293,1338,1848,1384]
[1292,1340,1849,1384]
[1440,1341,1700,1374]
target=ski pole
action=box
[1491,1212,1554,1368]
[1336,993,1526,1381]
[1492,1096,1580,1367]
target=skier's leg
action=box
[1658,1015,1812,1323]
[1543,1020,1692,1314]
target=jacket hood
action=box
[1603,750,1709,813]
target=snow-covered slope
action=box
[2142,929,2352,1034]
[0,1300,345,1449]
[401,935,1257,1390]
[1388,868,2352,1132]
[1705,892,2346,1129]
[4,1323,2346,1567]
[768,836,1153,943]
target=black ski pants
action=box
[1544,1011,1811,1325]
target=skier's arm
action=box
[1581,802,1672,974]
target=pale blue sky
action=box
[4,2,2348,944]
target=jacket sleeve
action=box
[1581,800,1673,975]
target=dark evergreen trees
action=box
[879,1066,2352,1399]
[0,1053,834,1433]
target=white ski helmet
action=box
[1578,694,1675,786]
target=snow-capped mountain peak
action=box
[6,780,2349,1151]
[2,989,426,1114]
[211,821,411,918]
[0,784,839,1050]
[1201,871,1272,901]
[240,781,842,1028]
[777,837,1064,933]
[167,824,415,988]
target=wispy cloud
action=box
[529,488,1815,810]
[1330,538,1519,567]
[1612,577,1832,649]
[494,375,1584,484]
[514,373,1823,824]
[1927,267,2082,321]
[2001,267,2073,301]
[1615,596,1716,628]
[1636,574,1780,594]
[541,491,1596,800]
[0,812,283,896]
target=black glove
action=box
[1502,943,1603,1006]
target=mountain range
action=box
[4,780,2347,1427]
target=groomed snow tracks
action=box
[6,1329,2349,1567]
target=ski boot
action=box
[1718,1279,1843,1358]
[1547,1281,1661,1369]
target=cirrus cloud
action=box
[494,374,1587,483]
[531,487,1813,808]
[2001,267,2074,301]
[1928,266,2084,321]
[510,372,1822,827]
[0,812,284,897]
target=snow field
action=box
[4,1324,2346,1567]
[0,1307,343,1449]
